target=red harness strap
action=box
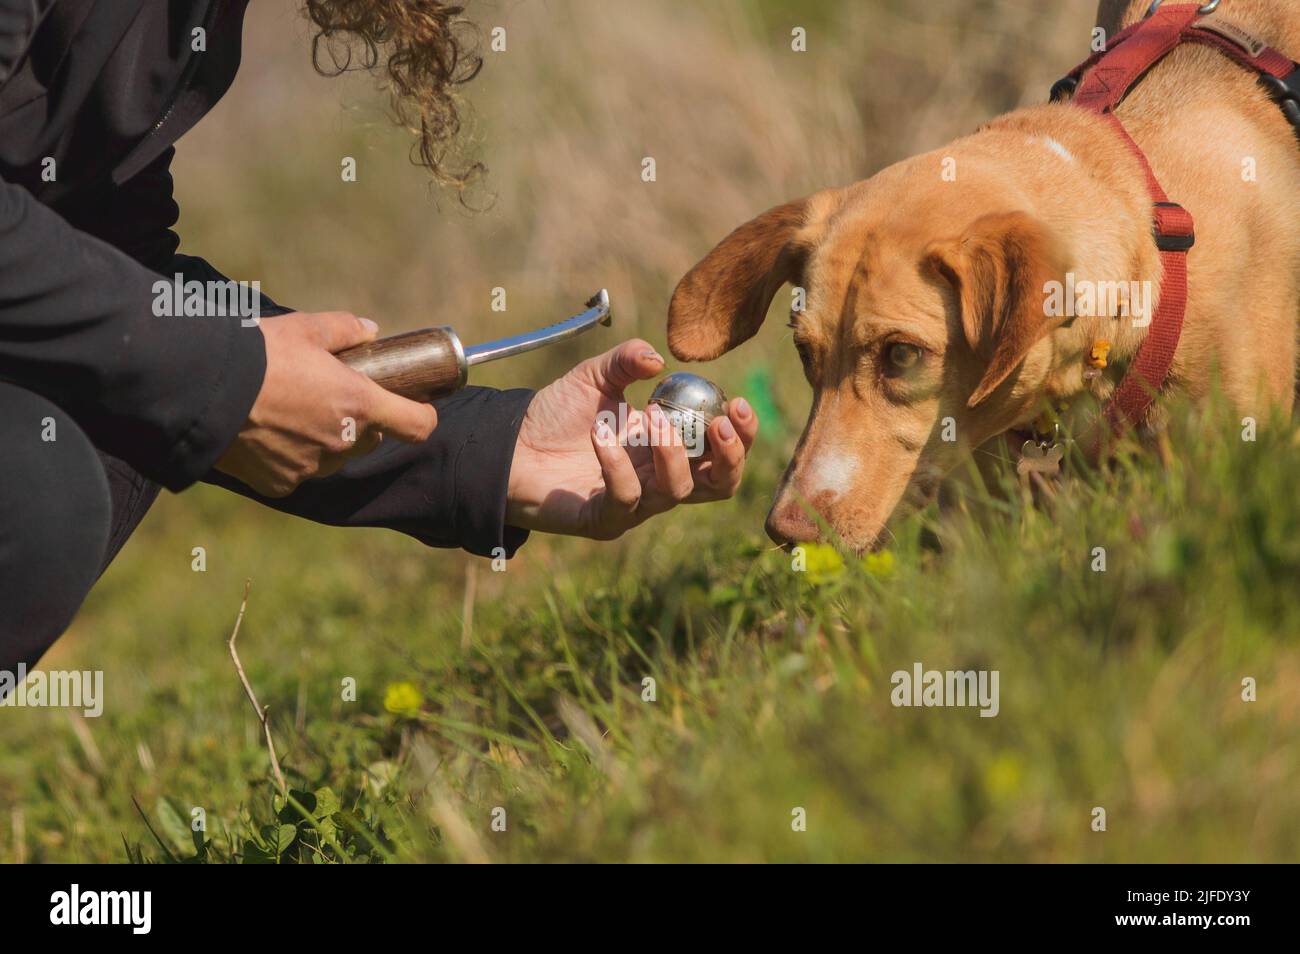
[1050,3,1300,434]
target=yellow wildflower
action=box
[383,681,423,718]
[799,543,845,584]
[862,550,896,578]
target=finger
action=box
[623,407,648,447]
[316,455,348,480]
[575,339,665,398]
[696,412,745,498]
[362,382,439,443]
[591,418,642,525]
[727,396,759,452]
[646,403,694,509]
[300,311,380,353]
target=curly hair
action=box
[303,0,484,192]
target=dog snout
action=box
[765,499,822,548]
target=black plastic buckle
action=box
[1258,66,1300,134]
[1050,75,1079,103]
[1153,201,1195,253]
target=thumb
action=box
[578,339,666,396]
[299,311,380,353]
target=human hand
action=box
[216,311,438,497]
[505,338,758,539]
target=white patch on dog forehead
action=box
[1028,136,1074,163]
[807,450,858,498]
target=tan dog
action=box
[667,0,1300,553]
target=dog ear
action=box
[928,211,1069,408]
[668,193,838,361]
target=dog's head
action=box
[668,176,1069,552]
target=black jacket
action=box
[0,0,531,558]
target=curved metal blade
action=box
[464,289,612,366]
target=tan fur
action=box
[927,210,1074,407]
[668,0,1300,553]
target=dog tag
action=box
[1195,14,1267,59]
[1017,440,1064,478]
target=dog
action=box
[666,0,1300,553]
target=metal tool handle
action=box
[337,291,610,402]
[337,326,468,402]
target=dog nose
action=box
[765,500,822,547]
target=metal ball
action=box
[649,372,728,458]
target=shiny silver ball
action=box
[649,372,728,458]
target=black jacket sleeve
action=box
[3,1,532,560]
[174,255,535,560]
[0,171,266,491]
[205,384,534,559]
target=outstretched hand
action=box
[505,339,758,539]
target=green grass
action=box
[5,0,1292,864]
[5,395,1298,862]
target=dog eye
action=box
[884,342,922,375]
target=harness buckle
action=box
[1146,0,1221,17]
[1259,67,1300,103]
[1259,68,1300,139]
[1152,201,1195,253]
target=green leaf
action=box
[273,823,298,855]
[278,788,317,824]
[259,821,299,858]
[315,818,338,844]
[241,839,275,865]
[154,797,193,857]
[313,787,341,818]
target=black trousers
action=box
[0,381,159,671]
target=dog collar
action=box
[1048,0,1300,439]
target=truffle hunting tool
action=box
[338,289,612,401]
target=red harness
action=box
[1049,0,1300,435]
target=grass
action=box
[5,395,1299,862]
[4,0,1297,863]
